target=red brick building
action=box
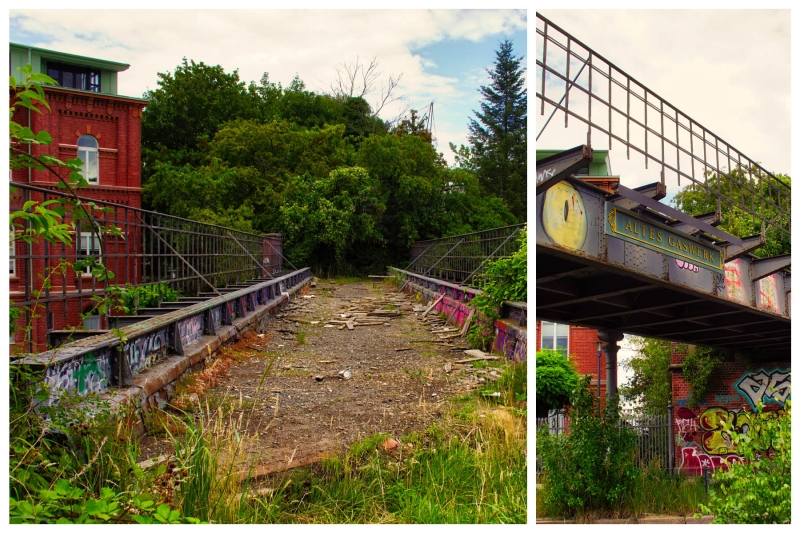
[535,321,609,399]
[10,43,147,352]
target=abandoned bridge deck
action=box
[536,176,790,359]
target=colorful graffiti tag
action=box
[734,367,791,409]
[177,314,204,350]
[124,327,170,375]
[674,405,748,474]
[43,352,111,405]
[724,258,744,304]
[675,259,699,273]
[758,274,780,314]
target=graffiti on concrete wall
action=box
[124,327,170,375]
[210,306,222,330]
[43,351,111,405]
[734,367,791,409]
[177,314,204,350]
[758,274,780,314]
[724,258,744,304]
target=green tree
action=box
[467,39,527,221]
[279,167,385,271]
[535,347,578,418]
[620,337,672,416]
[671,168,790,258]
[141,58,261,174]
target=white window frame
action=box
[77,135,99,184]
[541,321,570,355]
[78,232,102,275]
[10,237,16,277]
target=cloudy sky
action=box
[536,9,791,206]
[8,7,527,166]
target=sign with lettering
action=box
[605,204,724,274]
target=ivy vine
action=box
[680,344,723,408]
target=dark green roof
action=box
[10,42,130,72]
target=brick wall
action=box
[671,343,790,475]
[10,87,144,352]
[535,321,608,398]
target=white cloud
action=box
[10,9,526,163]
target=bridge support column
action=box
[597,329,624,399]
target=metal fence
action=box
[536,13,790,239]
[10,183,284,352]
[536,408,673,471]
[407,224,526,288]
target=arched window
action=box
[77,135,99,184]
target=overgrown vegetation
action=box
[466,227,526,350]
[537,376,638,517]
[620,337,672,416]
[118,283,180,314]
[699,401,791,524]
[680,345,723,408]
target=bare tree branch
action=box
[327,56,406,119]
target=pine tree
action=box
[467,39,527,221]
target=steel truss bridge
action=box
[536,13,790,363]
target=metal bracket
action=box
[536,145,593,196]
[608,181,667,211]
[752,254,791,281]
[716,233,765,263]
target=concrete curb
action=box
[103,280,309,432]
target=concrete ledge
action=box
[536,515,714,524]
[93,285,305,431]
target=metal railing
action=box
[407,224,526,288]
[536,408,673,471]
[10,183,285,353]
[536,13,790,238]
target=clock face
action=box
[542,181,588,250]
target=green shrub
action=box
[466,227,526,350]
[119,283,179,314]
[699,400,791,524]
[537,376,638,517]
[535,349,579,418]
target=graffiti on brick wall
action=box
[43,352,111,405]
[124,327,169,375]
[734,367,791,409]
[675,404,782,475]
[177,314,204,349]
[675,406,745,474]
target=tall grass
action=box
[157,358,528,524]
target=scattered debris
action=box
[395,347,412,352]
[318,360,337,364]
[338,370,352,380]
[313,375,324,382]
[383,437,399,453]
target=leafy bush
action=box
[466,227,526,350]
[681,345,723,408]
[535,349,579,418]
[699,400,791,524]
[537,376,638,517]
[119,283,179,314]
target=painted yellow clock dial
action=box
[542,181,588,250]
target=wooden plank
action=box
[454,356,500,364]
[422,293,446,317]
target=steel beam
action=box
[608,181,667,211]
[536,144,593,196]
[612,184,744,246]
[752,254,791,281]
